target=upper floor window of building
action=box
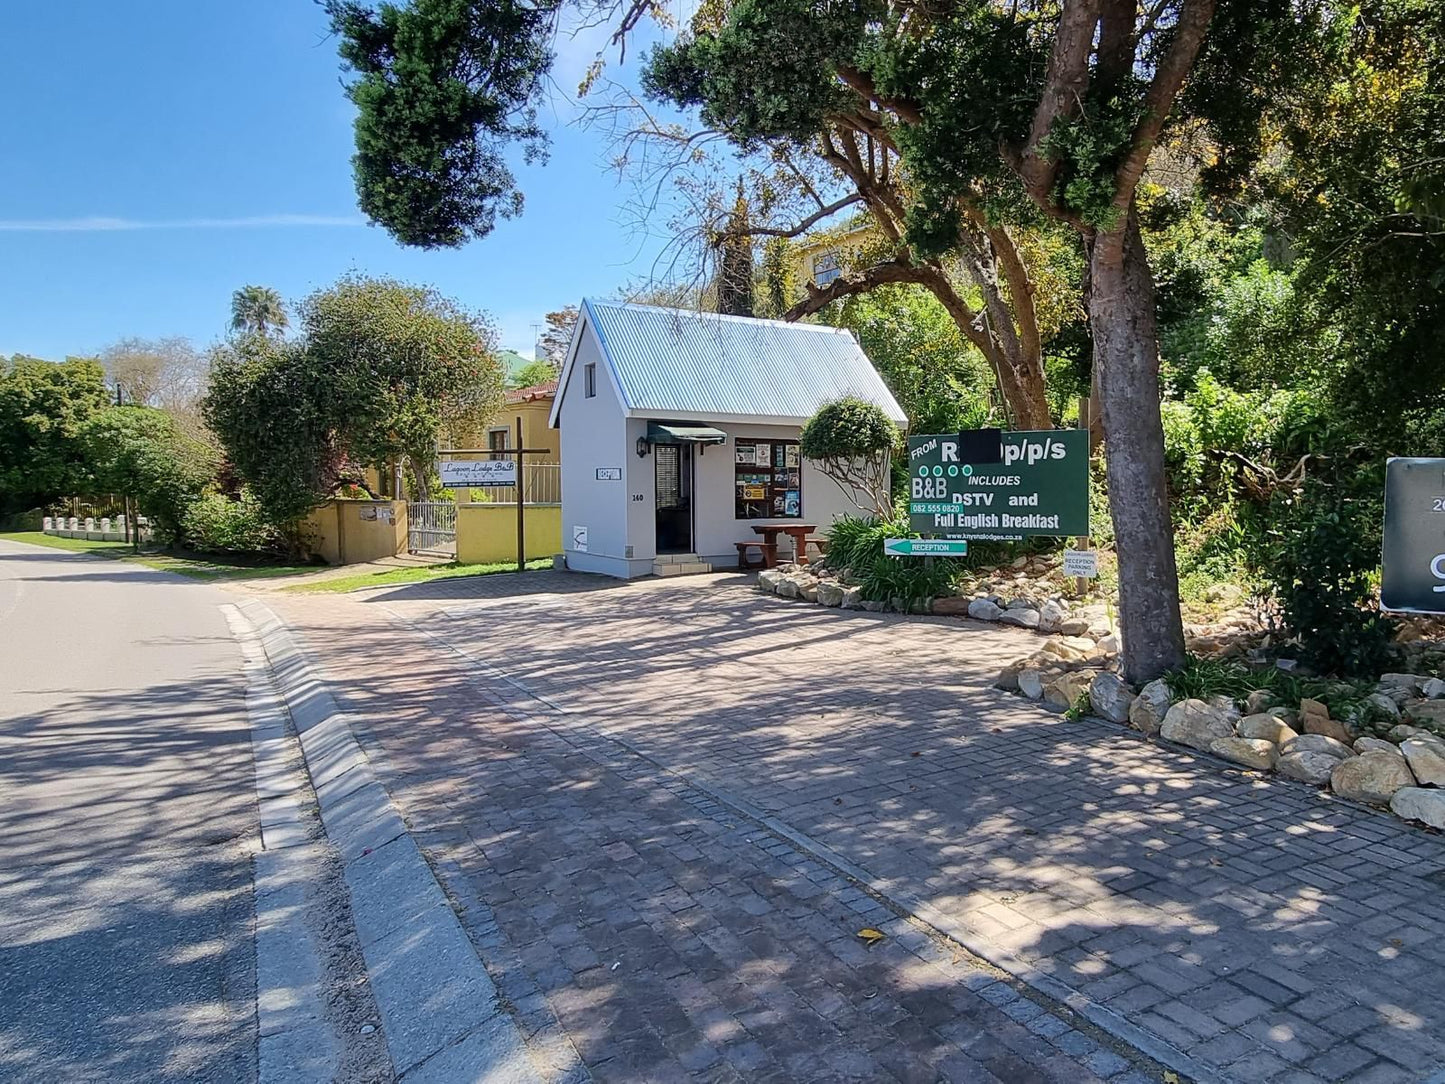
[812,251,841,287]
[584,362,597,398]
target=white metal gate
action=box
[407,501,457,556]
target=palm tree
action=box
[230,285,289,338]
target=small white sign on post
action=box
[1062,548,1099,578]
[439,459,517,487]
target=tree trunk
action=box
[408,453,431,502]
[1089,212,1185,683]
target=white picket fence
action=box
[42,515,149,542]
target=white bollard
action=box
[68,517,79,531]
[42,517,52,531]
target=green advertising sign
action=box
[1381,457,1445,613]
[907,429,1089,539]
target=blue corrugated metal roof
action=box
[582,299,907,425]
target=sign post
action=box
[1381,457,1445,612]
[440,416,552,572]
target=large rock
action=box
[1400,737,1445,786]
[1405,699,1445,726]
[967,597,1003,622]
[1422,677,1445,699]
[1160,699,1235,751]
[1390,787,1445,830]
[1037,600,1066,634]
[1236,713,1299,744]
[799,579,819,602]
[1354,736,1402,756]
[1280,733,1355,761]
[1388,723,1430,743]
[1129,679,1173,736]
[1277,751,1339,785]
[1365,692,1402,719]
[1096,633,1121,654]
[1245,689,1279,715]
[995,658,1027,691]
[1301,709,1355,745]
[841,586,864,610]
[1060,617,1091,637]
[776,576,800,599]
[815,581,845,607]
[1044,671,1092,711]
[1207,694,1242,724]
[1209,737,1278,770]
[930,596,971,616]
[999,608,1041,630]
[758,569,783,593]
[1330,752,1417,806]
[1089,672,1136,725]
[1018,669,1046,700]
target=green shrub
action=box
[828,511,967,609]
[1248,476,1395,678]
[182,491,285,554]
[800,398,902,516]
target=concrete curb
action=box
[236,599,541,1084]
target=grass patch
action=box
[0,531,135,554]
[284,558,552,595]
[1,531,318,581]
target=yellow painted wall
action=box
[457,503,561,565]
[451,398,559,462]
[304,500,408,566]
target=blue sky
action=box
[0,1,681,361]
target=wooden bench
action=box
[735,540,778,570]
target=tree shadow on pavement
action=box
[279,579,1445,1083]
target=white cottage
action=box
[549,299,907,578]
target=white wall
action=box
[557,327,638,577]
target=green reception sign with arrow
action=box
[883,538,970,557]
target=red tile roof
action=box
[505,380,558,404]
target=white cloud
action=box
[0,214,366,232]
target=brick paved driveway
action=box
[270,571,1445,1083]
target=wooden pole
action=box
[515,416,526,573]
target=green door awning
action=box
[646,423,727,446]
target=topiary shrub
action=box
[799,397,902,516]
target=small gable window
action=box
[584,363,597,398]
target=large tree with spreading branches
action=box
[327,0,1315,681]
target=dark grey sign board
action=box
[1381,457,1445,612]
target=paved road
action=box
[274,571,1445,1084]
[0,541,257,1082]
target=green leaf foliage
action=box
[204,275,504,526]
[76,405,214,542]
[799,396,901,462]
[328,0,557,247]
[0,355,110,514]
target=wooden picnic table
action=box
[752,523,817,567]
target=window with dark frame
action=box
[584,362,596,398]
[486,429,508,459]
[733,439,802,519]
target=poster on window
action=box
[741,485,766,500]
[784,491,801,516]
[780,470,800,488]
[774,444,787,467]
[785,445,799,467]
[734,443,755,465]
[753,443,770,466]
